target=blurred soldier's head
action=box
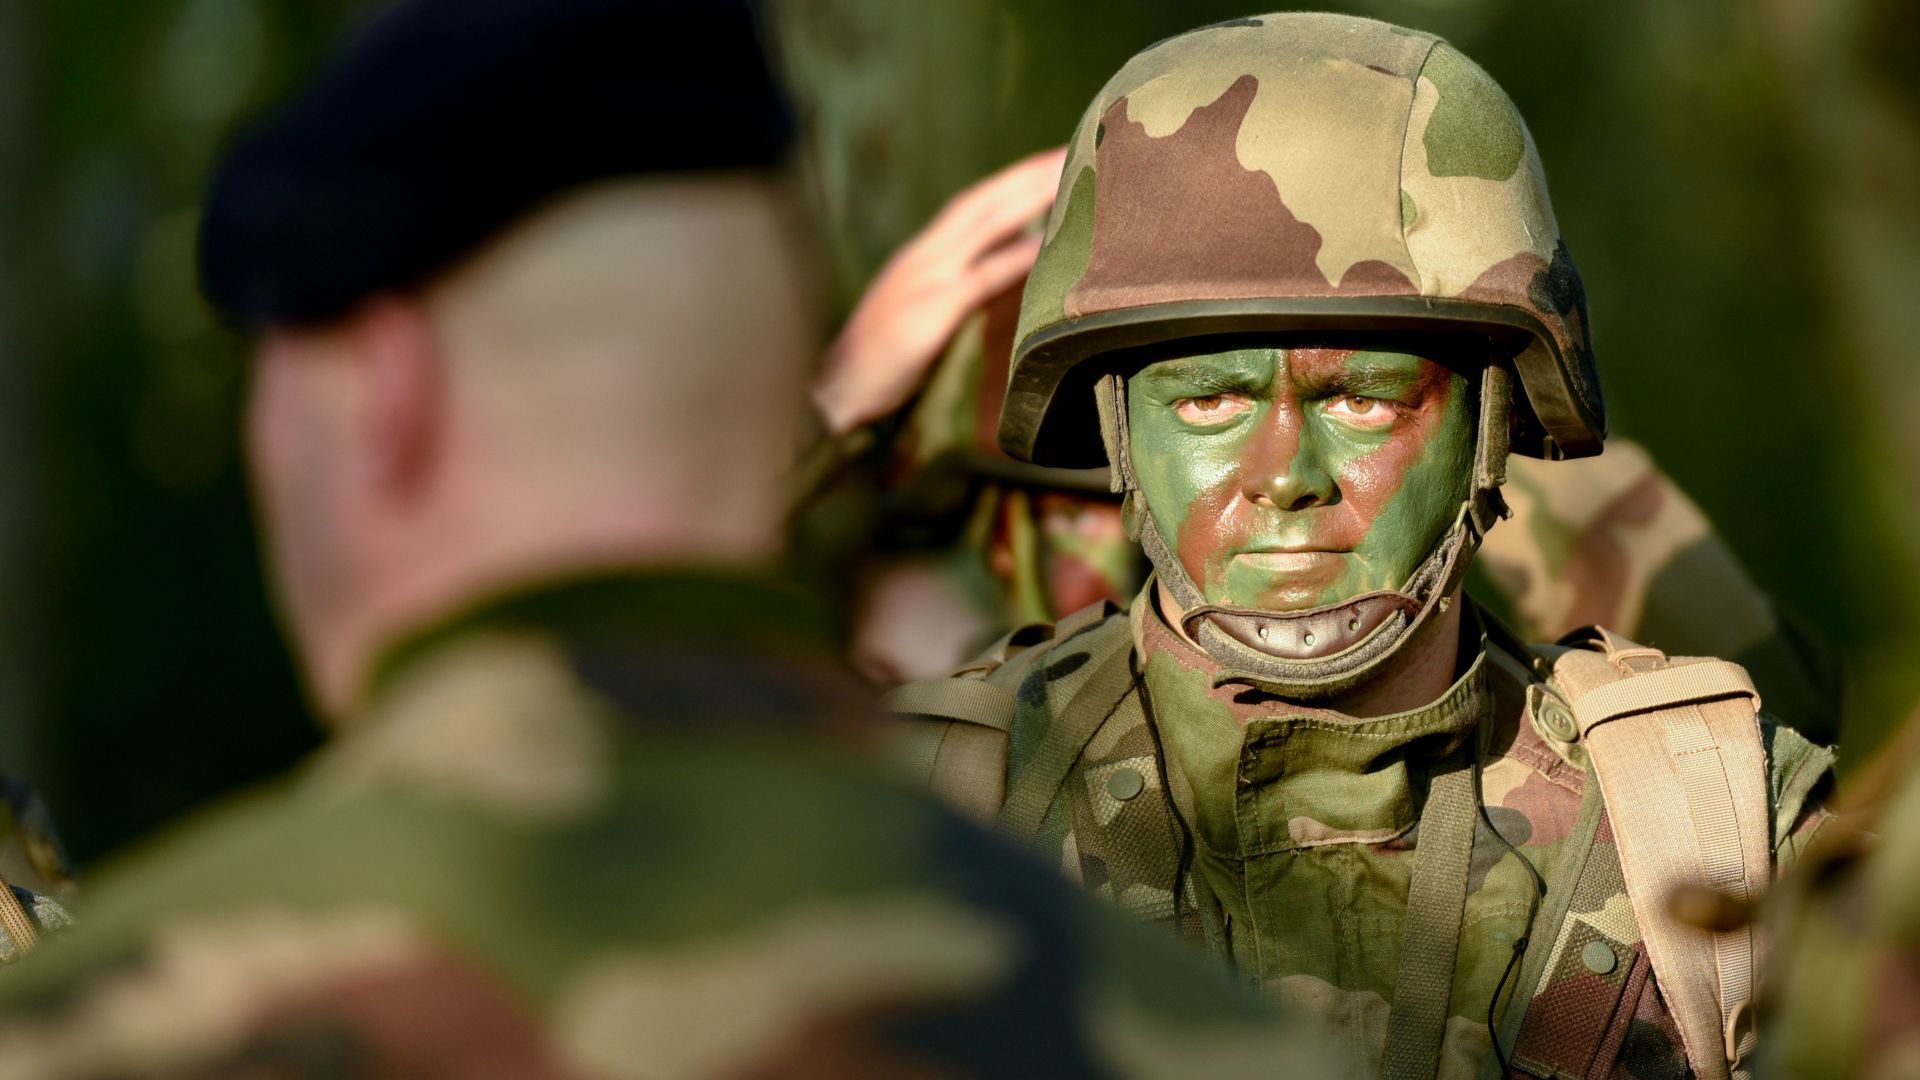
[199,0,811,717]
[1006,12,1606,701]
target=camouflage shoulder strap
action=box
[1545,628,1772,1080]
[886,600,1117,823]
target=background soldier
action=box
[0,1,1331,1075]
[895,14,1831,1079]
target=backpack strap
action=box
[998,614,1136,843]
[1551,628,1771,1080]
[886,601,1117,823]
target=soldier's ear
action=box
[353,294,444,497]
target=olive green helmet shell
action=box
[1005,13,1605,468]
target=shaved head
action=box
[248,175,820,718]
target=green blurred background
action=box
[3,0,1915,863]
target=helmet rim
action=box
[1000,294,1606,468]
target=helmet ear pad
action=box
[1120,491,1145,544]
[1092,372,1147,543]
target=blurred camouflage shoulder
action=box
[1762,702,1920,1080]
[1477,437,1843,744]
[0,576,1333,1078]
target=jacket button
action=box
[1107,766,1146,801]
[1581,940,1617,975]
[1539,700,1580,743]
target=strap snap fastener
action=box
[1107,766,1146,801]
[1581,940,1617,975]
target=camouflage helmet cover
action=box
[1005,12,1605,468]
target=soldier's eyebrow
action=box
[1298,357,1432,400]
[1135,359,1267,396]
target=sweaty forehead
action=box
[1134,344,1446,385]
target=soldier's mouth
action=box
[1232,550,1349,574]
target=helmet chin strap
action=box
[1095,362,1514,700]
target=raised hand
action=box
[812,146,1067,436]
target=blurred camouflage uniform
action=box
[0,574,1329,1077]
[1759,704,1920,1079]
[893,14,1833,1079]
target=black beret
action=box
[198,0,792,326]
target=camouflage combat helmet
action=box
[1005,12,1603,468]
[1006,12,1607,696]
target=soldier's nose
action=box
[1246,418,1336,512]
[1252,463,1337,511]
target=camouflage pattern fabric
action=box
[0,574,1334,1079]
[1483,442,1840,743]
[971,584,1831,1080]
[1761,703,1920,1080]
[1022,20,1568,333]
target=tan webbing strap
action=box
[889,602,1123,826]
[888,714,1010,824]
[888,675,1019,825]
[951,620,1056,677]
[1000,618,1136,842]
[0,869,36,957]
[895,719,948,777]
[883,679,1016,732]
[1560,644,1770,1080]
[1381,752,1480,1080]
[1053,599,1115,642]
[929,721,1011,825]
[1572,663,1759,739]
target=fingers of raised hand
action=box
[921,146,1067,260]
[961,233,1044,309]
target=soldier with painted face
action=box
[895,14,1832,1080]
[806,126,1840,750]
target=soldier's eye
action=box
[1324,394,1397,429]
[1173,394,1252,425]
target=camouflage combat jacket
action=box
[0,573,1332,1079]
[908,585,1831,1080]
